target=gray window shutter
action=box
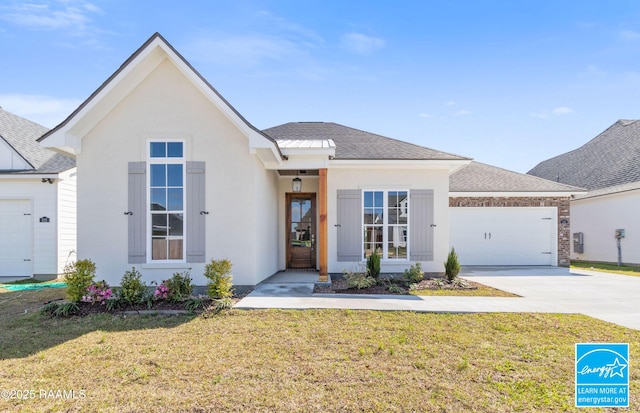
[186,161,206,263]
[128,162,146,264]
[410,189,434,261]
[337,189,362,261]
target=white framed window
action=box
[363,190,409,260]
[148,140,185,261]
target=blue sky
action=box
[1,1,640,172]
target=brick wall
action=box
[449,196,571,266]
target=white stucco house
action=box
[529,120,640,265]
[38,33,580,288]
[0,108,76,280]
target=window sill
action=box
[142,263,192,270]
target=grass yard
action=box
[0,288,639,412]
[571,260,640,277]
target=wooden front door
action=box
[286,193,316,269]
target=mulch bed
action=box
[47,292,253,317]
[314,277,478,295]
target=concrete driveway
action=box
[235,267,640,330]
[461,266,640,330]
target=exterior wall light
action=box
[292,177,302,193]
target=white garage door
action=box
[450,207,556,266]
[0,199,33,277]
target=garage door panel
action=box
[0,200,33,277]
[450,207,556,266]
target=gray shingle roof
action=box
[450,161,583,192]
[0,108,75,174]
[527,119,640,190]
[263,122,470,161]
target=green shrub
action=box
[163,271,194,301]
[184,296,207,313]
[119,267,148,305]
[41,301,79,317]
[387,284,407,294]
[204,259,234,299]
[403,262,424,284]
[444,247,461,282]
[63,259,96,302]
[343,270,376,289]
[367,252,381,280]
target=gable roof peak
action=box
[37,32,283,160]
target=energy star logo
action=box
[576,343,629,407]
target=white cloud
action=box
[531,107,574,119]
[0,1,100,31]
[619,29,640,41]
[552,107,574,115]
[258,10,324,45]
[0,94,81,128]
[445,101,455,106]
[418,113,432,118]
[341,32,385,54]
[186,33,302,66]
[455,110,472,116]
[530,111,549,119]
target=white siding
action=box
[0,139,31,170]
[571,191,640,264]
[0,177,58,277]
[56,168,77,273]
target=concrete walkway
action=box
[234,267,640,330]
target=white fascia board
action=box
[0,173,59,180]
[39,129,79,155]
[574,188,640,201]
[449,191,583,197]
[265,157,331,170]
[253,147,283,168]
[328,159,470,171]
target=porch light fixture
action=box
[292,177,302,193]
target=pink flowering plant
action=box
[81,280,113,305]
[154,283,169,300]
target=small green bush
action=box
[41,301,79,317]
[367,252,381,281]
[185,296,207,313]
[119,267,148,305]
[403,262,424,284]
[163,271,194,302]
[343,270,376,289]
[204,259,234,299]
[387,284,407,294]
[63,259,96,302]
[444,247,461,282]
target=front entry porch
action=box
[278,168,328,282]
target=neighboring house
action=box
[528,120,640,265]
[38,33,579,288]
[0,108,76,279]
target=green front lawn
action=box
[571,260,640,277]
[0,288,638,412]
